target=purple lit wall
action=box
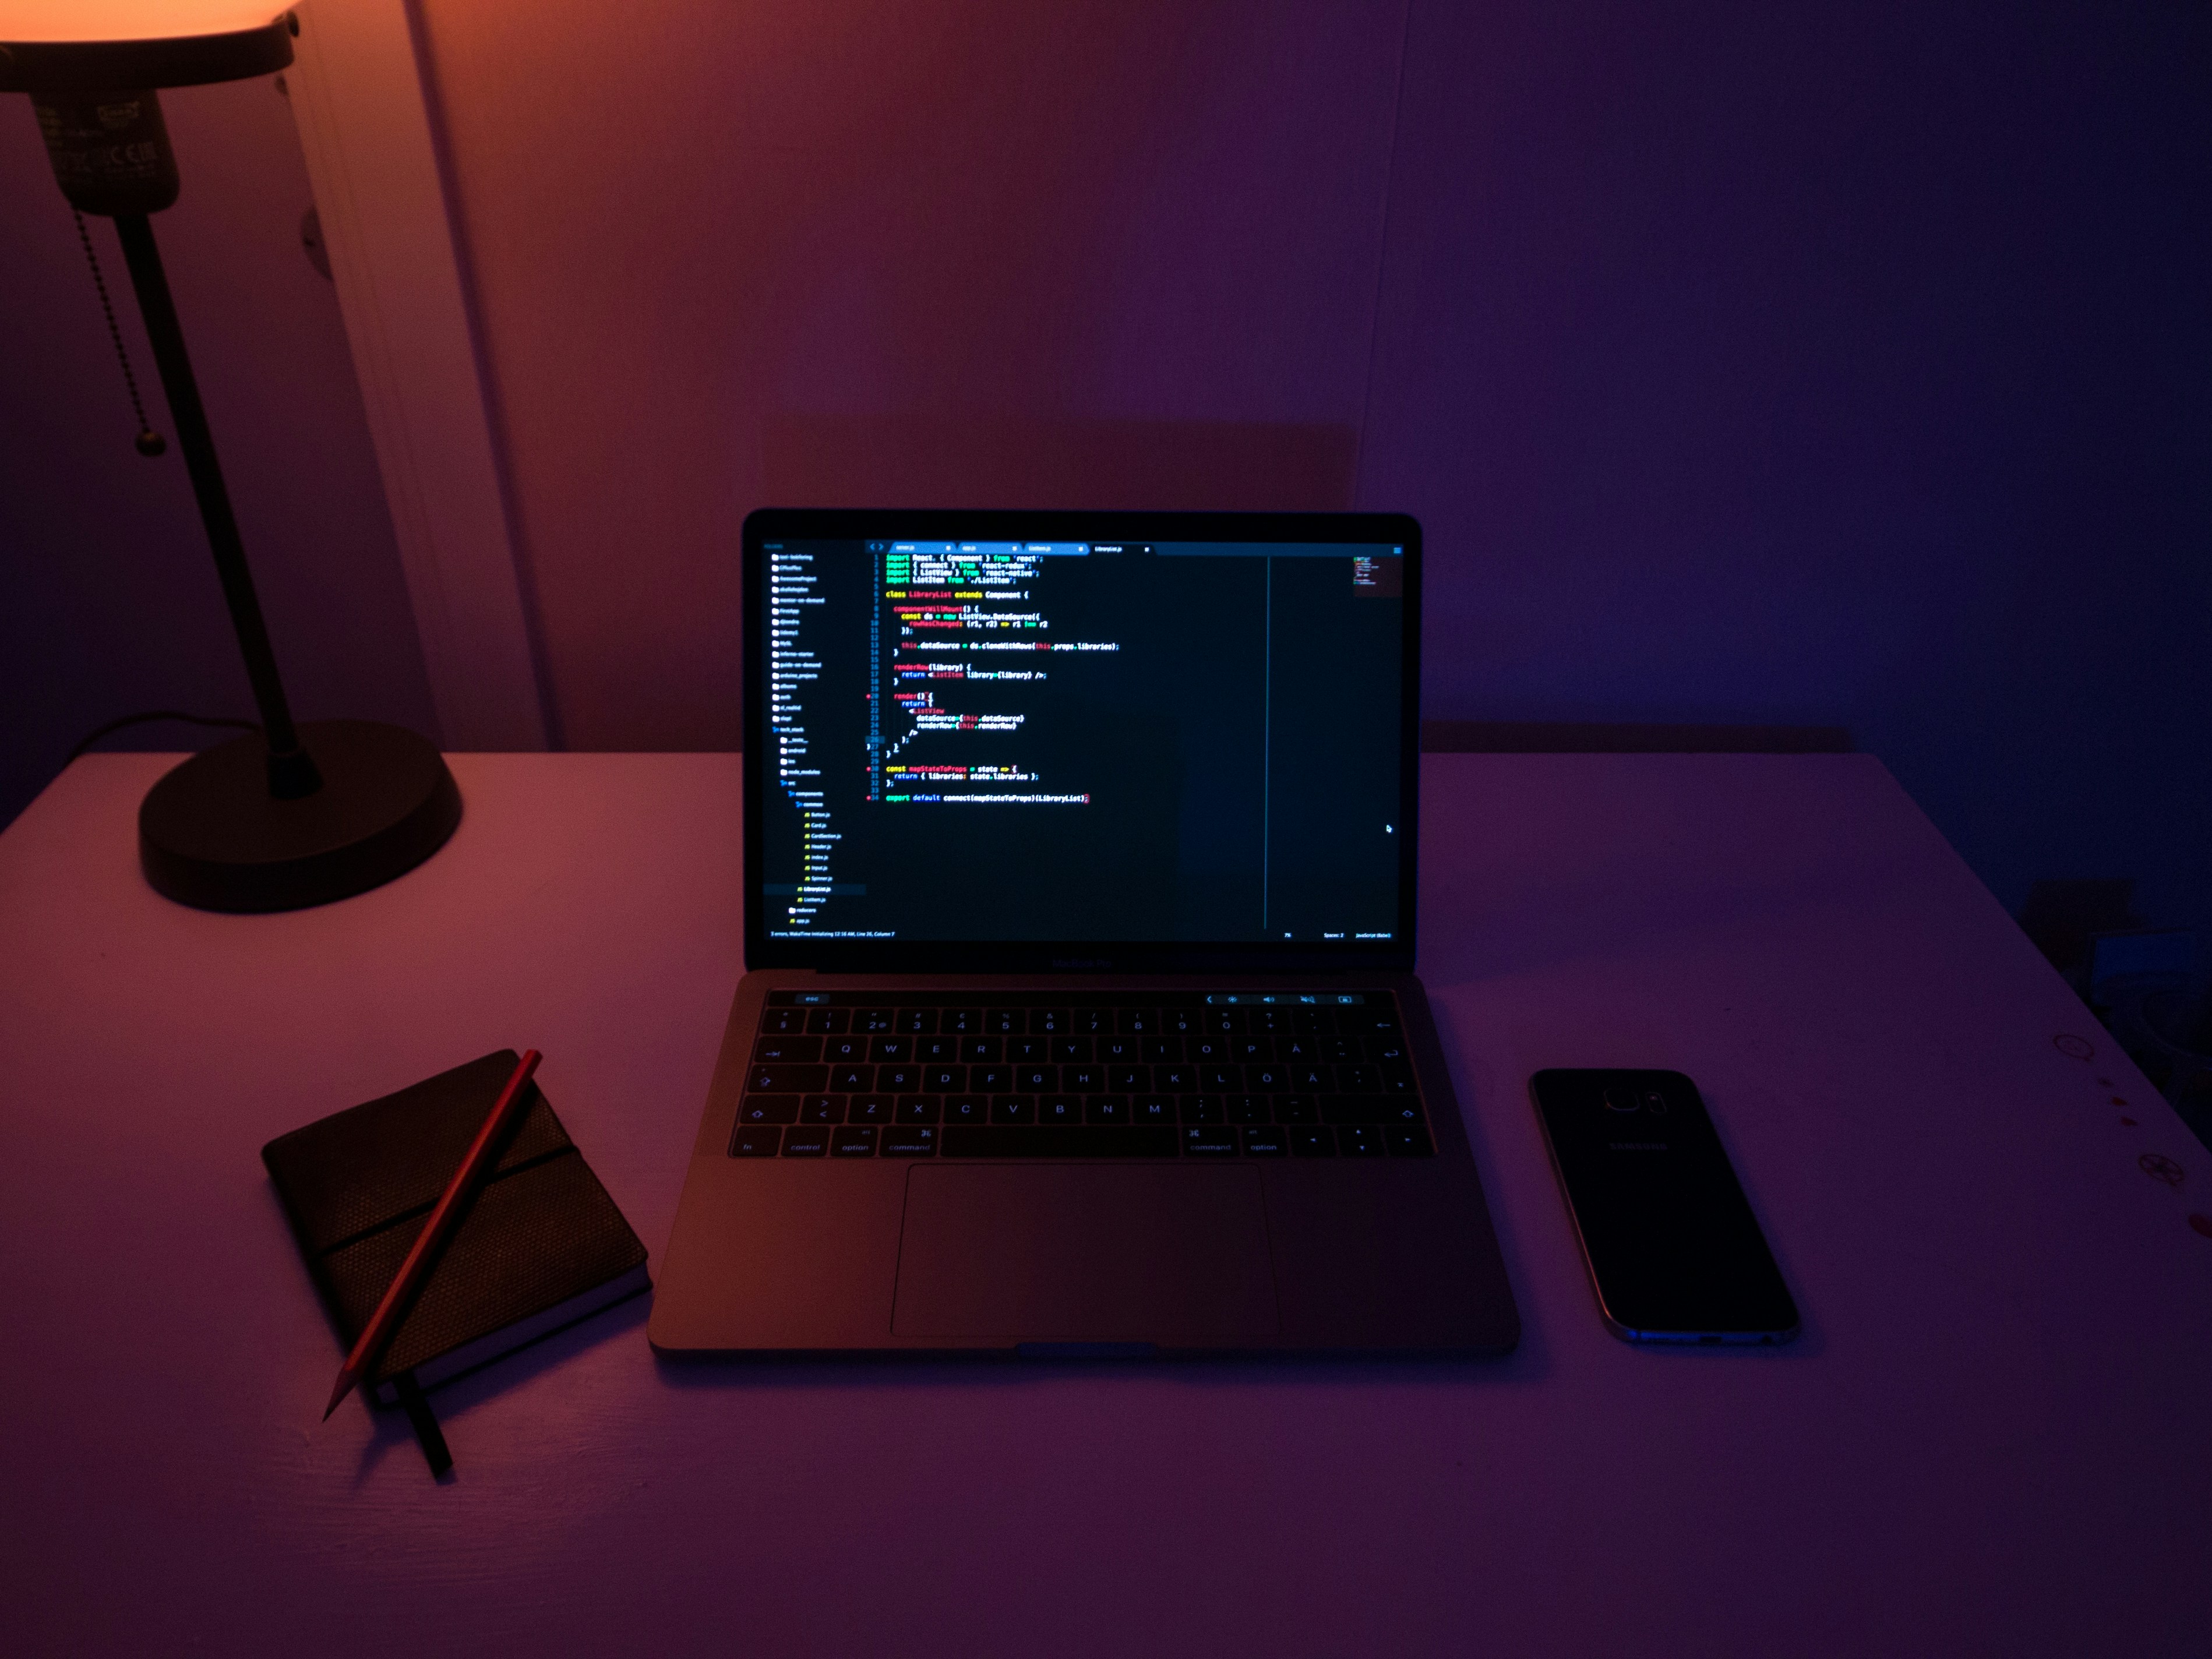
[3,1,2205,936]
[410,0,1409,750]
[1363,2,2212,930]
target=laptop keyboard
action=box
[729,991,1435,1160]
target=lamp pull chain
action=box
[72,208,167,458]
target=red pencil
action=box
[323,1049,543,1420]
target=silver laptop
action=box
[650,510,1519,1355]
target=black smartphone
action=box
[1529,1069,1799,1344]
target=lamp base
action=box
[139,721,461,913]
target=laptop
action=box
[650,509,1520,1356]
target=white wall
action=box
[6,0,2204,937]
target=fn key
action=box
[731,1125,781,1157]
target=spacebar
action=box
[940,1127,1181,1157]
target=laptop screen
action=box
[744,511,1421,971]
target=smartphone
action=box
[1529,1069,1799,1344]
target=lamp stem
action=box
[111,211,321,799]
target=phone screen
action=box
[1530,1069,1798,1343]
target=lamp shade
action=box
[0,3,291,91]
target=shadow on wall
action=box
[762,415,1357,512]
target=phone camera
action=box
[1603,1086,1638,1113]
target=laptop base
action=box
[650,972,1519,1357]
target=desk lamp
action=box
[2,3,461,912]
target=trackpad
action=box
[892,1165,1280,1340]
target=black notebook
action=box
[263,1051,650,1403]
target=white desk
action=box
[2,753,2205,1655]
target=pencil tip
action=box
[322,1374,353,1420]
